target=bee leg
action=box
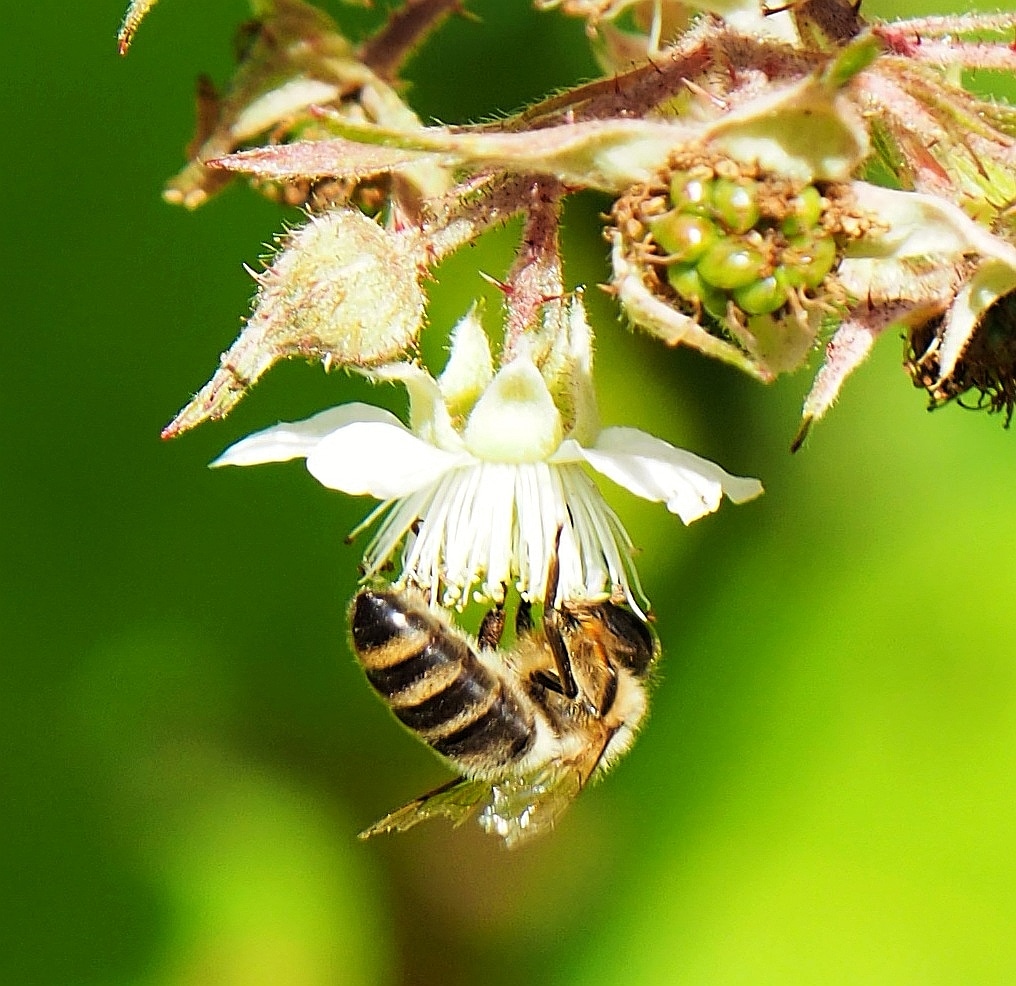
[585,723,622,781]
[541,525,578,699]
[544,615,578,699]
[595,666,619,717]
[531,668,568,695]
[477,604,506,651]
[545,526,564,609]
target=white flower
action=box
[212,299,762,612]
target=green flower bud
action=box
[650,212,719,263]
[733,275,789,315]
[697,241,766,291]
[712,177,761,234]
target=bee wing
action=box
[477,762,587,849]
[361,739,608,848]
[358,776,493,840]
[358,765,586,849]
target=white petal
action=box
[307,420,469,498]
[231,79,341,142]
[210,403,403,468]
[720,4,796,39]
[846,185,1016,267]
[370,362,463,452]
[571,427,763,524]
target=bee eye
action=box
[599,604,656,676]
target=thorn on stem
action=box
[790,416,812,453]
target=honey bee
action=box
[349,539,658,848]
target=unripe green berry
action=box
[670,173,712,214]
[667,263,727,319]
[712,177,761,234]
[650,212,719,263]
[775,263,804,290]
[666,262,699,299]
[733,275,789,315]
[781,185,824,237]
[784,235,837,289]
[697,240,766,290]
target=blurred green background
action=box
[5,1,1016,984]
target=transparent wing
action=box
[358,776,493,840]
[358,760,590,849]
[478,762,587,849]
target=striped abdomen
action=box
[350,590,536,774]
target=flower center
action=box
[462,358,564,463]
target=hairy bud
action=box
[163,209,425,438]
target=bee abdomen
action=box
[351,590,536,772]
[429,682,533,766]
[353,591,474,696]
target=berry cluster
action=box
[634,159,846,336]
